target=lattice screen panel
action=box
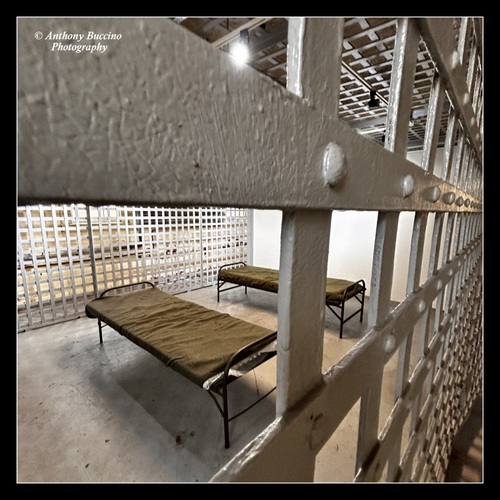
[17,205,248,331]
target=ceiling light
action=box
[368,89,380,108]
[230,29,250,66]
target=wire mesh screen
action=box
[17,204,249,331]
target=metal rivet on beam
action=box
[417,299,426,314]
[423,186,441,203]
[402,175,415,198]
[322,142,346,187]
[456,196,464,207]
[383,332,396,354]
[442,192,455,205]
[451,50,460,70]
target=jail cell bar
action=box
[17,205,249,331]
[17,17,482,483]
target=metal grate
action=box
[176,17,483,153]
[17,204,248,331]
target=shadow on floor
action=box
[445,396,483,483]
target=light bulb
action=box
[230,40,250,66]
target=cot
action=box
[85,282,277,448]
[217,263,366,338]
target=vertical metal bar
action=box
[198,207,202,287]
[357,26,422,479]
[123,206,133,284]
[95,206,105,290]
[457,17,470,65]
[272,17,344,481]
[357,212,399,474]
[38,205,57,322]
[157,206,166,289]
[106,206,116,288]
[171,208,178,290]
[165,207,172,290]
[75,205,90,302]
[62,205,78,314]
[421,72,445,175]
[132,208,141,283]
[17,220,33,329]
[442,109,458,183]
[85,205,99,298]
[373,26,420,469]
[51,205,68,318]
[247,208,254,266]
[427,213,445,279]
[139,207,148,282]
[384,18,420,155]
[115,206,125,286]
[277,209,331,411]
[387,211,428,478]
[406,212,428,293]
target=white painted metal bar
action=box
[421,72,445,174]
[38,205,57,322]
[442,109,458,183]
[276,210,331,412]
[17,17,482,483]
[368,27,420,472]
[270,17,343,480]
[17,225,33,329]
[85,205,99,299]
[388,210,428,479]
[50,205,68,316]
[18,203,247,330]
[357,212,398,473]
[214,227,480,481]
[61,205,78,314]
[17,17,480,213]
[416,18,482,159]
[384,18,419,155]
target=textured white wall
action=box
[253,209,377,296]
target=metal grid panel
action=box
[17,205,249,331]
[17,17,482,483]
[176,17,482,153]
[207,17,482,483]
[17,205,94,331]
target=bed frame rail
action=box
[207,331,277,448]
[217,264,366,338]
[217,262,248,302]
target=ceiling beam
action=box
[212,18,273,48]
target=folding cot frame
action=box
[86,282,278,448]
[217,262,366,338]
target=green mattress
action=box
[218,265,364,303]
[85,287,274,388]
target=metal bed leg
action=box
[360,289,365,322]
[98,319,103,344]
[223,381,230,448]
[339,302,345,339]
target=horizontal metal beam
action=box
[18,18,481,213]
[212,18,273,48]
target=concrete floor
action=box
[17,285,481,483]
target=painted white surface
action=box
[18,18,479,214]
